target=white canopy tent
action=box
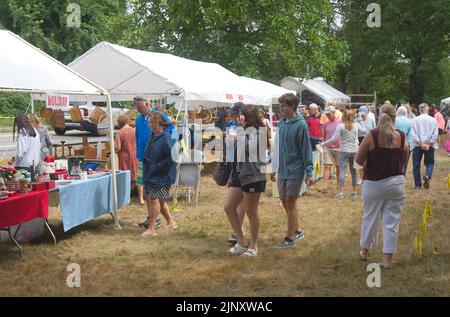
[441,97,450,106]
[240,76,295,124]
[240,76,295,104]
[0,30,121,229]
[68,42,273,108]
[280,77,351,106]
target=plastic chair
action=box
[173,150,202,206]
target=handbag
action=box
[445,139,450,153]
[213,162,232,186]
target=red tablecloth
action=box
[0,191,49,228]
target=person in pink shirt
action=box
[430,105,446,148]
[319,106,341,194]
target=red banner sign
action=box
[46,94,69,110]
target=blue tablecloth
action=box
[57,171,131,232]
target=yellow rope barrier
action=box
[413,200,439,258]
[170,198,182,213]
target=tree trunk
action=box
[409,57,424,105]
[336,64,348,93]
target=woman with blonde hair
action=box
[322,110,366,199]
[355,104,407,268]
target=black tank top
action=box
[363,129,405,181]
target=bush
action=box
[0,93,31,117]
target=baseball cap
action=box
[133,95,146,105]
[228,102,245,116]
[324,106,336,114]
[359,106,369,114]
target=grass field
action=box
[0,151,449,296]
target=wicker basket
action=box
[40,107,54,120]
[89,106,107,125]
[50,110,66,129]
[197,109,213,124]
[69,106,83,123]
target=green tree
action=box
[127,0,349,84]
[0,0,132,115]
[335,0,450,105]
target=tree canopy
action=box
[0,0,449,116]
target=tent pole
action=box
[106,93,121,230]
[269,104,274,127]
[31,95,35,114]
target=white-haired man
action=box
[306,103,322,151]
[411,103,439,189]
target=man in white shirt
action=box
[410,103,439,189]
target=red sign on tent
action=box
[225,94,233,100]
[46,93,69,110]
[238,95,244,101]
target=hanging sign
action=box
[46,93,69,110]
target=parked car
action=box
[54,101,129,135]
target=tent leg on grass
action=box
[106,93,122,230]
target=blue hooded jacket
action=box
[136,111,178,161]
[273,114,314,180]
[142,131,176,186]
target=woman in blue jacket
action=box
[141,112,178,237]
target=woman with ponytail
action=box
[322,110,366,199]
[355,104,408,268]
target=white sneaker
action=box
[335,192,344,199]
[349,192,357,199]
[229,243,247,256]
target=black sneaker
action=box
[226,234,238,245]
[139,217,161,229]
[294,231,305,242]
[423,176,430,189]
[273,237,296,249]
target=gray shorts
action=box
[277,179,304,201]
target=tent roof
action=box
[69,42,271,107]
[0,30,105,100]
[280,77,350,104]
[240,77,295,105]
[441,97,450,105]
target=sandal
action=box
[141,230,158,238]
[359,251,368,261]
[379,263,391,269]
[167,222,178,230]
[241,249,257,257]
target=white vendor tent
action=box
[441,97,450,106]
[0,30,121,229]
[240,76,295,125]
[280,77,350,106]
[240,76,295,105]
[68,42,272,108]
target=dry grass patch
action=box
[0,151,449,296]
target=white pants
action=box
[360,175,406,254]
